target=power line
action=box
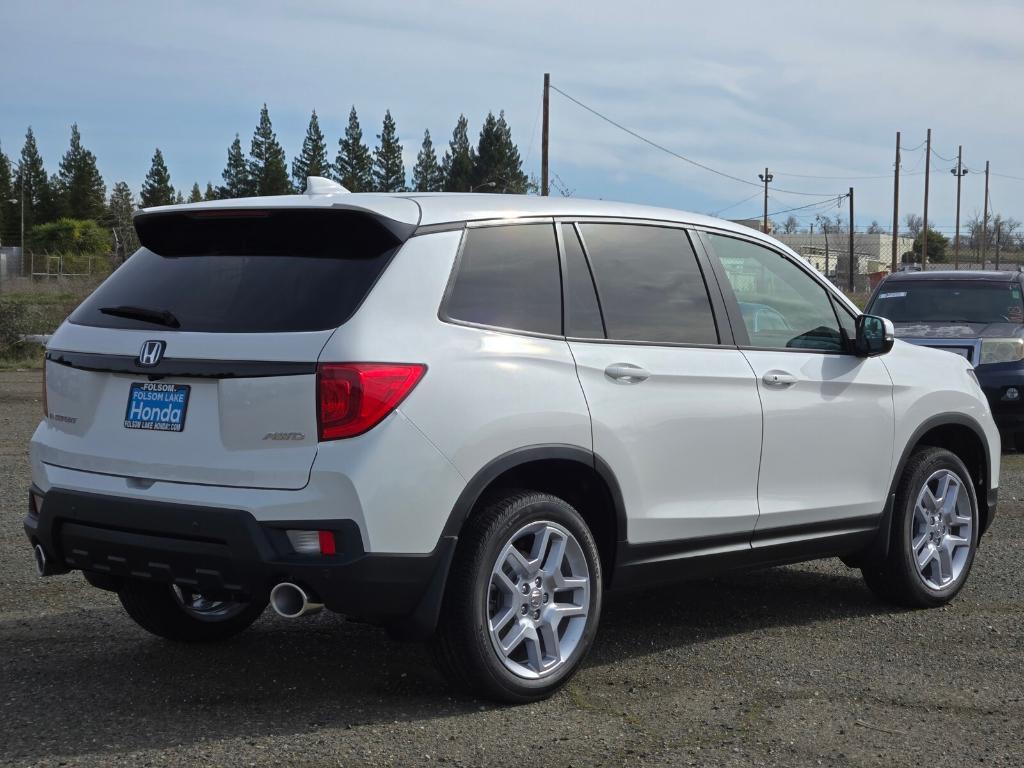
[713,191,761,216]
[774,171,897,180]
[991,171,1024,183]
[549,83,841,197]
[766,194,849,217]
[930,146,957,162]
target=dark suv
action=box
[867,270,1024,448]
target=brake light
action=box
[42,361,47,418]
[317,363,426,440]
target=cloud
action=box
[2,0,1021,228]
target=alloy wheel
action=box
[486,520,591,679]
[911,469,974,591]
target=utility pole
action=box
[922,128,931,269]
[758,168,773,233]
[951,145,968,270]
[848,188,855,292]
[891,131,900,273]
[541,73,550,197]
[982,160,990,268]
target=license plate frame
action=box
[124,382,191,432]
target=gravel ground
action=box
[2,368,1022,767]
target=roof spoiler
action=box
[133,206,418,256]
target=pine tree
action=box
[204,182,217,201]
[140,148,175,207]
[188,182,203,203]
[292,110,330,190]
[219,135,252,198]
[334,106,374,192]
[474,111,529,193]
[247,104,291,196]
[372,110,406,192]
[411,130,443,192]
[15,127,54,230]
[56,123,106,219]
[0,145,12,245]
[108,181,139,260]
[441,115,476,192]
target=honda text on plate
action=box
[24,179,999,702]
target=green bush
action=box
[28,218,112,256]
[0,292,79,359]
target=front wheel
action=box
[119,580,267,642]
[431,491,603,703]
[862,446,979,608]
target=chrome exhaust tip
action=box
[33,544,47,577]
[269,582,323,619]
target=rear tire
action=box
[118,580,266,642]
[861,447,979,608]
[431,490,603,703]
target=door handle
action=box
[605,363,650,383]
[762,371,797,387]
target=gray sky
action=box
[3,0,1022,231]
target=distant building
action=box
[773,232,913,282]
[0,246,23,280]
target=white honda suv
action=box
[25,180,999,702]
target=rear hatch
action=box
[39,206,415,490]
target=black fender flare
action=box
[439,444,628,543]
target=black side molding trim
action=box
[46,350,316,379]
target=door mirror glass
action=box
[855,314,894,357]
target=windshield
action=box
[868,280,1024,324]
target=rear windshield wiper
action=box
[99,305,181,329]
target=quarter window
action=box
[707,233,844,352]
[578,224,718,345]
[445,224,562,336]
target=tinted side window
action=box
[578,224,718,344]
[445,224,562,335]
[707,233,843,352]
[561,224,604,338]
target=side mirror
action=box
[855,314,894,357]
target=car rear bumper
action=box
[24,485,455,635]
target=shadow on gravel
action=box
[0,563,898,762]
[592,564,902,665]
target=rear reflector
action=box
[285,529,337,556]
[318,530,336,556]
[317,363,425,440]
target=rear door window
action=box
[445,223,562,335]
[578,223,718,345]
[71,209,404,333]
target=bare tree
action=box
[867,220,884,234]
[904,213,923,238]
[782,215,799,234]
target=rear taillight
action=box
[41,361,47,417]
[317,363,426,440]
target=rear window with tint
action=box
[70,209,403,333]
[444,224,562,335]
